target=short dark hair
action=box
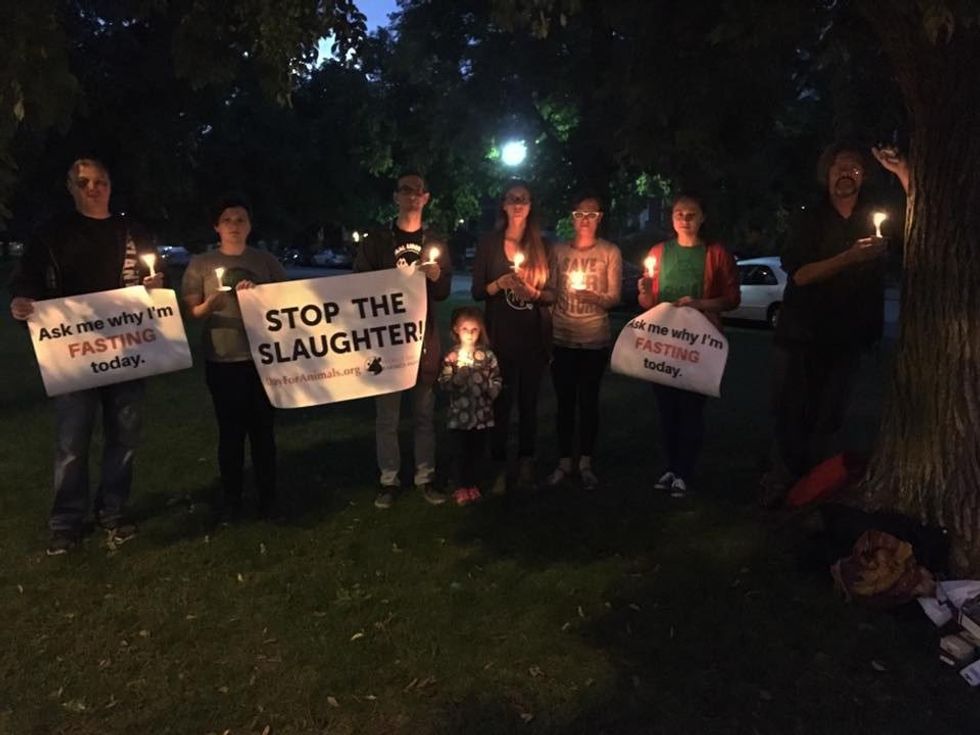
[396,172,428,192]
[571,191,604,210]
[671,191,706,211]
[211,194,252,226]
[816,142,868,187]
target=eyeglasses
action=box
[396,185,426,196]
[504,195,531,205]
[571,210,601,221]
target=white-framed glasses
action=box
[571,210,601,221]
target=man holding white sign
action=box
[9,158,163,555]
[355,173,452,509]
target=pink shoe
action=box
[453,487,471,506]
[467,487,483,503]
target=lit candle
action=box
[214,267,230,290]
[569,270,586,290]
[458,348,473,367]
[873,211,888,238]
[644,256,657,279]
[512,252,525,271]
[426,246,440,264]
[141,253,157,277]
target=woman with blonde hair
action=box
[472,180,554,493]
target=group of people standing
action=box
[9,139,910,555]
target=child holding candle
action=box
[472,180,554,494]
[182,195,287,522]
[637,193,740,498]
[438,306,503,505]
[545,193,622,490]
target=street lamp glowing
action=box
[501,140,527,167]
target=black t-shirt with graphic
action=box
[392,225,424,268]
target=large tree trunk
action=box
[858,3,980,571]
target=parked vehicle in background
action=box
[279,248,309,267]
[725,256,786,328]
[159,245,191,267]
[311,248,353,268]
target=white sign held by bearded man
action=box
[28,287,192,397]
[237,267,427,408]
[610,303,729,397]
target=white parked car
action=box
[726,256,787,328]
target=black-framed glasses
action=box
[571,210,601,221]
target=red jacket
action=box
[640,241,740,330]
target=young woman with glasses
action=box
[544,194,622,490]
[471,180,554,494]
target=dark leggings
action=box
[205,361,277,505]
[653,384,706,480]
[551,346,609,458]
[491,353,547,461]
[453,429,488,487]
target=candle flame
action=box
[569,270,586,290]
[427,246,440,263]
[215,267,225,287]
[873,211,887,238]
[141,253,157,277]
[512,252,525,269]
[644,256,656,277]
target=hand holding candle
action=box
[644,255,657,279]
[457,348,474,368]
[873,211,887,239]
[569,270,586,291]
[426,246,440,265]
[141,253,157,277]
[512,251,525,271]
[215,267,231,291]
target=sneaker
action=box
[580,467,599,491]
[669,476,689,498]
[417,483,447,506]
[99,518,138,546]
[453,487,472,506]
[467,487,483,503]
[545,466,569,487]
[374,487,397,509]
[46,529,80,556]
[653,471,675,492]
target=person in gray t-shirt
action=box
[544,193,621,491]
[182,196,287,521]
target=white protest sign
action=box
[237,267,427,408]
[28,287,192,397]
[610,303,729,397]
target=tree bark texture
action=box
[859,2,980,570]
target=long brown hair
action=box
[496,179,549,289]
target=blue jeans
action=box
[51,381,144,531]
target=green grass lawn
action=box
[1,273,976,734]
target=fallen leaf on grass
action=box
[350,632,365,641]
[417,676,437,690]
[237,573,245,583]
[871,660,887,672]
[104,695,119,710]
[260,726,272,735]
[218,686,229,694]
[327,696,340,708]
[483,662,494,670]
[138,630,150,638]
[519,712,534,724]
[403,677,419,692]
[577,606,585,619]
[61,699,87,713]
[260,543,267,556]
[391,542,402,553]
[17,584,24,594]
[528,666,544,678]
[561,622,572,632]
[628,603,641,612]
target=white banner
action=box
[237,267,428,408]
[610,303,729,397]
[28,287,192,397]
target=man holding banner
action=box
[355,173,452,509]
[9,158,163,555]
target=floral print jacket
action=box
[437,345,503,430]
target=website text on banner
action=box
[237,267,428,408]
[28,287,192,397]
[610,303,729,397]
